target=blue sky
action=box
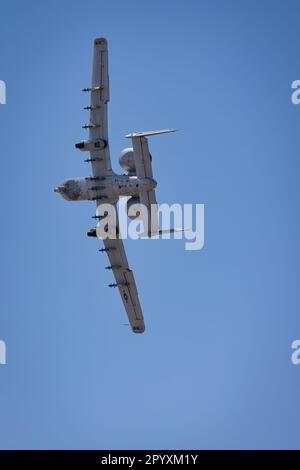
[0,0,299,449]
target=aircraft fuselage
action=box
[54,174,157,202]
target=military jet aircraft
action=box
[55,38,175,333]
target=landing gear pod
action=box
[75,138,107,151]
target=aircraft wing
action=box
[86,39,144,333]
[99,204,145,334]
[81,38,112,177]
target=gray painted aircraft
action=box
[55,38,175,333]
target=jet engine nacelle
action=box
[127,196,142,220]
[119,148,136,174]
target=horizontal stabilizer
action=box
[125,129,177,139]
[139,228,190,238]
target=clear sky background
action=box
[0,0,299,450]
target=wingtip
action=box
[94,37,107,46]
[132,325,146,334]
